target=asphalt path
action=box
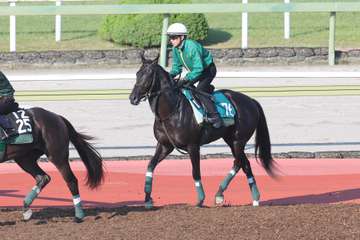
[3,65,360,158]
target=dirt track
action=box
[1,159,360,239]
[0,204,359,240]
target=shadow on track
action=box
[262,188,360,205]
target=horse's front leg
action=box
[14,156,51,221]
[144,142,173,209]
[188,144,205,207]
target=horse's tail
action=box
[61,116,104,189]
[254,100,275,176]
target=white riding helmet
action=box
[167,23,188,36]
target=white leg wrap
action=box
[248,177,255,184]
[32,186,41,194]
[73,196,81,206]
[195,181,201,187]
[146,171,153,178]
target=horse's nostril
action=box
[129,94,139,105]
[129,92,136,101]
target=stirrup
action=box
[1,128,16,140]
[206,115,223,128]
[211,118,223,128]
[1,133,8,140]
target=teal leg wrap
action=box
[216,167,240,205]
[144,169,153,193]
[219,167,240,192]
[248,177,260,201]
[195,181,205,205]
[145,174,153,194]
[73,195,85,220]
[24,186,40,208]
[75,205,85,220]
[144,171,154,209]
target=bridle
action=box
[135,65,158,102]
[136,64,180,111]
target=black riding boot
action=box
[198,95,223,128]
[0,115,16,140]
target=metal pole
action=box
[55,0,62,42]
[242,0,248,48]
[328,12,336,65]
[160,14,169,67]
[9,0,16,52]
[284,0,290,39]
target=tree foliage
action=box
[98,0,209,48]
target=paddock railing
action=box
[1,2,360,65]
[0,0,293,51]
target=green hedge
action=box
[98,0,209,48]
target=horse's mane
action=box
[155,63,177,89]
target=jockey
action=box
[167,23,223,128]
[0,71,19,139]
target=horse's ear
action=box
[140,50,146,63]
[152,54,160,65]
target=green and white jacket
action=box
[0,71,14,97]
[170,39,213,82]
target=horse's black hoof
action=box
[74,217,84,223]
[35,220,47,225]
[145,199,153,209]
[195,200,204,208]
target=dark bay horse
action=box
[1,107,104,222]
[130,55,275,208]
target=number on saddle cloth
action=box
[181,89,236,127]
[0,109,33,144]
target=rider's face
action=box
[169,35,183,47]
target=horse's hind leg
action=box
[188,144,205,207]
[215,138,241,205]
[14,152,51,221]
[51,154,85,222]
[238,150,260,206]
[217,138,260,206]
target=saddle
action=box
[181,88,236,127]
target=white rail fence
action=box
[2,0,102,51]
[241,0,291,48]
[1,0,292,52]
[8,71,360,82]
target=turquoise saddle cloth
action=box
[182,89,236,126]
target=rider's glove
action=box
[177,78,189,88]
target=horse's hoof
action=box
[145,200,153,209]
[74,217,84,223]
[75,209,85,220]
[253,200,259,207]
[196,200,204,208]
[215,195,224,205]
[23,208,33,221]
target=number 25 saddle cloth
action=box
[0,109,34,161]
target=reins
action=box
[160,121,188,155]
[144,68,189,155]
[137,69,158,102]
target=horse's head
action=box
[129,53,160,105]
